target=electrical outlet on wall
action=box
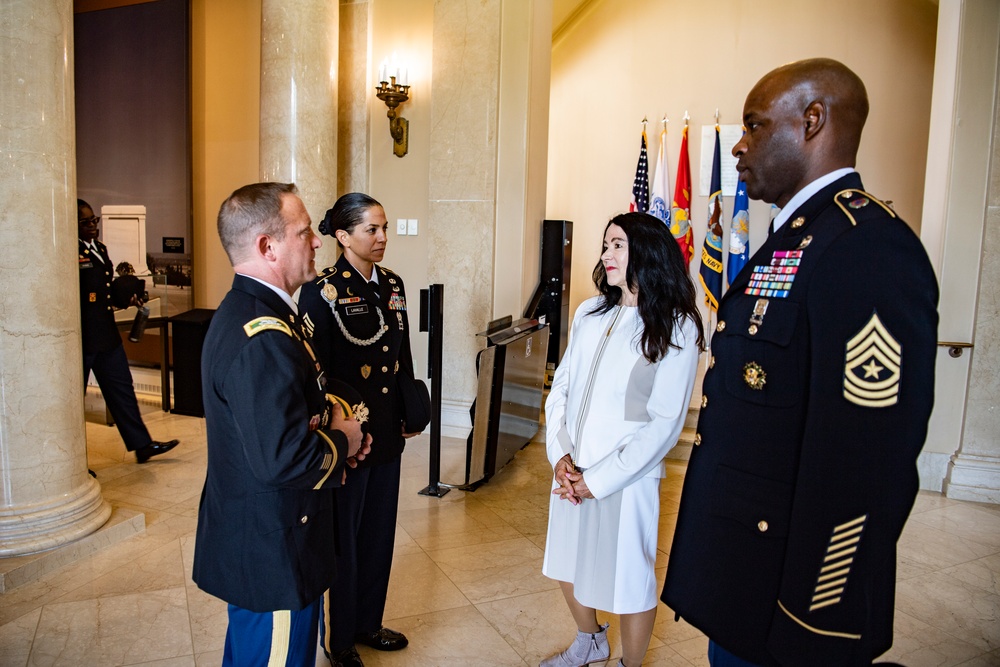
[396,218,408,236]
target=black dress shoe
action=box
[135,439,179,463]
[355,627,408,651]
[328,646,363,667]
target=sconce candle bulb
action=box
[375,57,410,157]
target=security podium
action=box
[466,317,549,487]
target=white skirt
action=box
[541,475,661,614]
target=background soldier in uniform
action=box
[78,199,178,464]
[661,59,939,666]
[192,182,369,666]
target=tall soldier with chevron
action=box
[662,59,938,667]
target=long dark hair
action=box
[590,212,705,362]
[318,192,382,248]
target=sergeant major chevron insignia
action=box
[843,311,901,408]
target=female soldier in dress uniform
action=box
[299,193,418,667]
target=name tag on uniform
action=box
[345,304,368,316]
[79,260,93,269]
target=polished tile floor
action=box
[1,406,999,666]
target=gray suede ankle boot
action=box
[539,622,610,667]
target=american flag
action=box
[630,129,649,213]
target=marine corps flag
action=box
[699,124,724,311]
[630,127,649,213]
[671,123,694,267]
[727,182,750,286]
[649,120,670,226]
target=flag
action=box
[699,124,724,311]
[727,182,750,286]
[649,124,670,225]
[630,129,649,213]
[670,125,694,266]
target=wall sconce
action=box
[375,56,410,158]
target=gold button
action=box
[694,433,702,446]
[791,216,805,229]
[748,324,758,335]
[382,346,389,352]
[382,366,388,373]
[716,321,726,333]
[106,282,110,287]
[710,355,716,368]
[382,387,389,394]
[701,395,708,408]
[758,520,768,532]
[300,515,308,524]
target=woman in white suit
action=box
[541,212,704,667]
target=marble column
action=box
[947,51,1000,505]
[428,0,502,406]
[0,1,111,556]
[259,0,340,268]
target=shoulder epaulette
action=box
[834,189,896,226]
[314,266,337,282]
[243,316,292,338]
[378,264,397,277]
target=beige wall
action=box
[547,0,938,315]
[191,0,261,309]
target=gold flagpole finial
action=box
[683,110,690,125]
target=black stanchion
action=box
[418,284,449,498]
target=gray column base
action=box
[944,453,1000,504]
[0,479,112,557]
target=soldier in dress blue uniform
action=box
[661,59,939,666]
[299,193,418,667]
[77,199,178,464]
[192,183,370,666]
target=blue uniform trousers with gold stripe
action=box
[223,599,320,667]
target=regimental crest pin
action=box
[743,361,766,390]
[361,364,371,379]
[843,311,901,408]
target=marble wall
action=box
[428,0,503,402]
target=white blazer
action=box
[545,296,700,500]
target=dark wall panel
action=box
[74,0,190,274]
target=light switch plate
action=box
[396,218,408,236]
[407,218,418,235]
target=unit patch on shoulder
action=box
[243,317,292,338]
[843,311,901,407]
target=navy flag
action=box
[699,124,724,311]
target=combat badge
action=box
[844,311,901,407]
[743,362,766,390]
[321,283,338,303]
